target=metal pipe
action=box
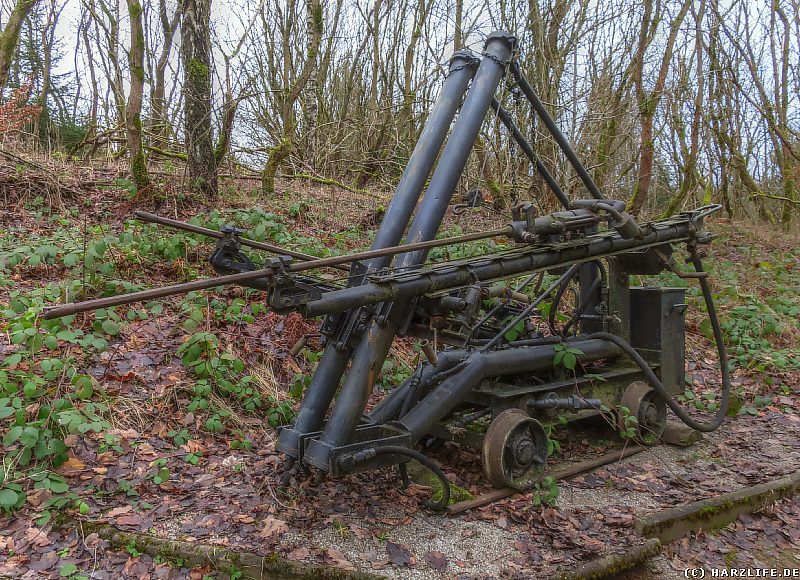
[399,31,517,268]
[489,98,570,209]
[43,225,512,320]
[304,218,698,317]
[398,338,620,439]
[578,259,603,333]
[510,61,605,201]
[480,263,581,351]
[133,211,347,269]
[303,32,517,472]
[366,49,480,268]
[277,51,480,459]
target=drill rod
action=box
[43,225,512,319]
[134,211,350,271]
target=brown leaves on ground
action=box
[322,548,356,571]
[424,550,448,572]
[386,542,415,567]
[259,516,288,541]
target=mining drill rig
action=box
[46,32,730,509]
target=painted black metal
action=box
[303,217,700,318]
[40,29,726,501]
[303,32,518,472]
[397,338,620,439]
[489,97,570,209]
[276,50,480,459]
[630,287,687,395]
[510,61,605,201]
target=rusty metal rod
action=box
[134,211,349,270]
[43,225,513,319]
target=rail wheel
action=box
[618,381,666,444]
[482,409,547,490]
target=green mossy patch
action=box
[60,521,383,579]
[635,470,800,543]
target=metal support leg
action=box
[303,31,518,472]
[276,51,479,460]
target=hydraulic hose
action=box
[370,446,451,510]
[585,252,730,431]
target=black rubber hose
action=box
[585,256,730,432]
[548,268,578,332]
[371,446,451,510]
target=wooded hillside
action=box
[0,0,798,222]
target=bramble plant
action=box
[530,476,559,507]
[616,406,639,441]
[553,343,584,371]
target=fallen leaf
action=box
[106,505,133,518]
[286,547,310,561]
[189,564,213,579]
[259,516,288,539]
[386,542,414,567]
[26,487,51,507]
[27,551,59,572]
[59,457,86,477]
[182,439,205,453]
[23,527,51,547]
[424,550,448,572]
[116,514,144,527]
[323,548,356,571]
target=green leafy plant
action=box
[125,539,142,558]
[616,406,639,441]
[150,458,170,485]
[553,343,584,371]
[530,476,559,507]
[184,452,202,465]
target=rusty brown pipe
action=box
[43,225,513,319]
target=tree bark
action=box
[150,0,180,147]
[261,0,323,196]
[0,0,40,94]
[126,0,149,191]
[181,0,217,197]
[454,0,463,50]
[629,0,692,216]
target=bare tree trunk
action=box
[36,0,56,147]
[303,0,322,160]
[454,0,463,50]
[261,0,323,196]
[664,0,706,216]
[79,12,99,148]
[628,0,692,216]
[126,0,149,191]
[0,0,40,94]
[151,0,180,147]
[182,0,217,197]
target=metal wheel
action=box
[618,381,666,444]
[482,409,547,490]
